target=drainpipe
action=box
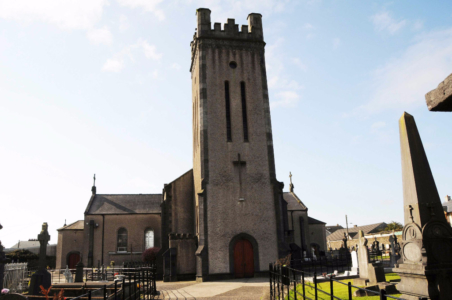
[102,215,105,266]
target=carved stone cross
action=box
[233,153,246,201]
[38,223,51,271]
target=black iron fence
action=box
[290,253,351,275]
[26,267,158,300]
[269,263,405,300]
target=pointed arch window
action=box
[117,228,128,252]
[225,81,232,142]
[145,229,154,249]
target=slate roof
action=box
[283,192,307,211]
[58,220,84,231]
[326,225,344,234]
[326,222,387,241]
[308,217,326,225]
[10,240,40,249]
[85,194,162,215]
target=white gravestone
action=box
[351,251,359,275]
[64,266,73,283]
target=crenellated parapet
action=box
[169,233,196,240]
[195,8,263,41]
[190,8,265,72]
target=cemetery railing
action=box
[289,253,351,275]
[269,262,405,300]
[28,267,158,300]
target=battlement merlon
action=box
[195,8,264,42]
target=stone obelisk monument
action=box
[393,112,452,299]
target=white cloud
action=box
[102,58,124,72]
[116,0,165,21]
[333,37,341,49]
[271,91,300,108]
[371,11,406,35]
[292,58,307,71]
[152,70,158,79]
[0,0,108,30]
[303,23,314,30]
[413,20,424,31]
[371,121,386,130]
[102,39,162,73]
[87,27,113,45]
[353,28,452,114]
[171,63,181,70]
[139,40,162,60]
[119,14,129,32]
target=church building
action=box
[56,8,326,281]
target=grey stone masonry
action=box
[425,73,452,111]
[393,112,452,300]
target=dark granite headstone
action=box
[29,223,51,296]
[75,258,84,283]
[393,113,452,300]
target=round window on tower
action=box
[229,61,237,69]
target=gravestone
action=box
[75,257,84,283]
[28,223,51,296]
[64,266,73,283]
[355,230,385,286]
[388,233,400,268]
[393,113,452,300]
[350,250,358,275]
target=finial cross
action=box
[289,172,292,185]
[93,174,96,186]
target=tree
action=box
[384,221,403,231]
[142,247,160,263]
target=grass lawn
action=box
[285,273,401,299]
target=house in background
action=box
[326,222,387,250]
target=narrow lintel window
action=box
[225,81,232,142]
[117,228,128,252]
[145,229,154,249]
[240,82,249,142]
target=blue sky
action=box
[1,0,451,247]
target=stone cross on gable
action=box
[289,172,294,192]
[38,222,51,271]
[233,153,246,201]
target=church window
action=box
[145,229,154,249]
[117,228,128,252]
[229,61,237,69]
[240,82,249,142]
[225,81,232,142]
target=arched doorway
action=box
[67,252,80,269]
[234,239,254,278]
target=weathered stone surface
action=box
[367,263,385,285]
[357,230,369,279]
[425,73,452,111]
[394,112,452,300]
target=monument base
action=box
[393,263,452,300]
[367,263,385,285]
[29,270,51,296]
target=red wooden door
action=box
[234,239,254,278]
[68,253,80,269]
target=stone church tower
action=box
[190,9,287,281]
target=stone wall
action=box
[56,229,83,269]
[82,214,161,267]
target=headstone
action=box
[357,230,369,279]
[28,223,51,296]
[388,234,400,268]
[393,112,452,299]
[75,257,84,283]
[64,266,73,283]
[350,251,358,275]
[344,270,350,276]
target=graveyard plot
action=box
[287,273,401,299]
